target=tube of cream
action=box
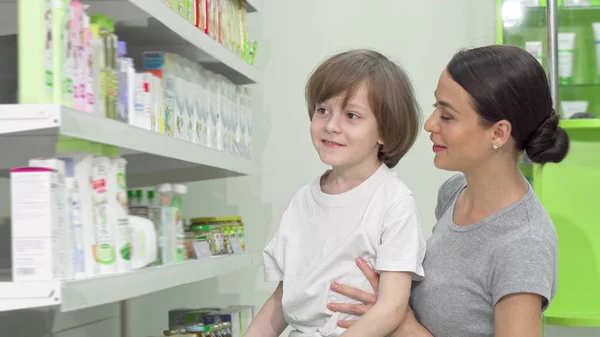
[525,41,543,65]
[563,0,591,6]
[558,32,576,85]
[593,23,600,82]
[561,100,588,119]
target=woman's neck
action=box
[461,159,530,216]
[321,160,382,195]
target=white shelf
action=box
[0,252,262,312]
[0,104,256,187]
[107,0,261,85]
[245,0,262,13]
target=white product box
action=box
[10,167,67,281]
[28,158,73,279]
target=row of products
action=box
[20,2,254,158]
[10,137,136,281]
[9,136,249,283]
[128,184,189,266]
[143,52,253,157]
[21,2,126,116]
[186,216,246,258]
[161,306,254,337]
[517,0,600,7]
[158,0,258,65]
[522,23,600,92]
[129,187,246,261]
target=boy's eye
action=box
[315,107,329,114]
[346,112,360,119]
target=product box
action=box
[133,72,152,131]
[168,307,220,328]
[10,167,66,281]
[204,306,255,337]
[28,158,73,279]
[143,51,176,135]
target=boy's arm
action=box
[339,271,412,337]
[243,282,288,337]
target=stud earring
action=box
[492,144,498,150]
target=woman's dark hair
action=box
[447,45,569,165]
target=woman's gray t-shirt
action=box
[410,174,557,337]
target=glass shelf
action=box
[501,3,600,90]
[523,5,600,11]
[561,83,600,87]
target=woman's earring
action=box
[492,144,498,150]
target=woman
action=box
[326,45,569,337]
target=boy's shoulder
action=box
[377,168,414,200]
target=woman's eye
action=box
[440,115,451,121]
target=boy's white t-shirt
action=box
[263,163,426,337]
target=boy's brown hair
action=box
[305,49,421,168]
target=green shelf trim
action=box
[560,118,600,129]
[561,83,600,88]
[560,118,600,142]
[544,312,600,327]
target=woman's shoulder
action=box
[434,173,466,220]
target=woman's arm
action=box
[494,293,543,337]
[243,282,288,337]
[390,307,434,337]
[331,258,434,337]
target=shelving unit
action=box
[0,0,262,84]
[116,0,262,85]
[497,0,600,328]
[0,0,264,321]
[0,104,257,187]
[0,252,262,312]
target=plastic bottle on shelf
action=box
[155,183,176,264]
[171,184,187,262]
[205,72,216,149]
[90,142,115,275]
[89,20,106,117]
[106,19,118,120]
[116,40,134,124]
[55,136,96,278]
[214,75,224,151]
[104,145,131,273]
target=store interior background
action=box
[0,0,596,336]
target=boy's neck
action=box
[321,159,383,195]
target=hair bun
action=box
[525,112,570,164]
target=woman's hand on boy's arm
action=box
[243,282,288,337]
[337,271,412,337]
[389,307,435,337]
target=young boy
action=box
[244,49,426,337]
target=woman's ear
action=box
[491,119,512,149]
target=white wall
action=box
[128,1,594,337]
[0,1,596,336]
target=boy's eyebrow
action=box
[345,102,369,110]
[434,91,460,114]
